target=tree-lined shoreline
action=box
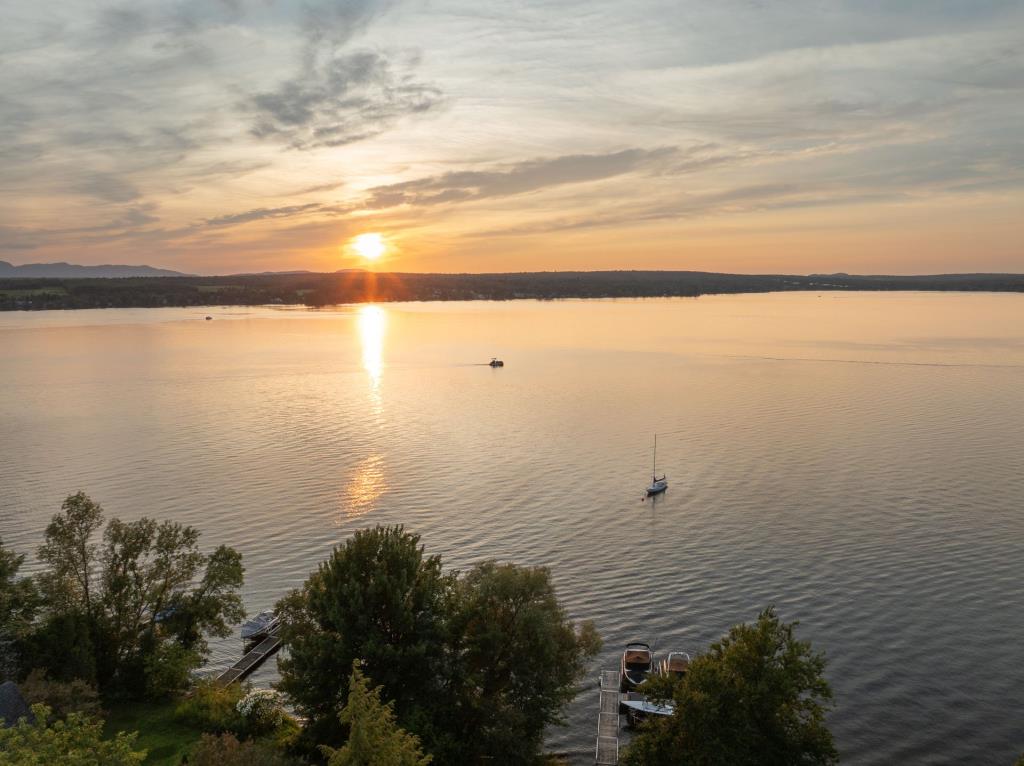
[2,270,1023,311]
[2,492,847,765]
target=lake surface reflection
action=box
[2,293,1023,764]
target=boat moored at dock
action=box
[620,641,653,691]
[658,651,690,679]
[240,610,279,641]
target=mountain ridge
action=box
[0,260,190,278]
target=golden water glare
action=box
[344,304,389,520]
[341,453,387,520]
[358,304,386,390]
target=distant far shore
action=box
[2,270,1023,311]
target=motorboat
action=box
[646,434,667,496]
[240,610,279,641]
[489,358,504,367]
[621,695,675,726]
[620,641,653,691]
[659,651,690,679]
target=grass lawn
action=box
[104,698,204,766]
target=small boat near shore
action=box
[620,641,653,691]
[489,357,504,367]
[621,695,675,724]
[240,610,279,641]
[659,651,690,679]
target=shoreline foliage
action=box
[18,492,244,698]
[622,607,837,766]
[277,525,600,764]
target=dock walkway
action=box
[216,626,282,685]
[595,669,621,765]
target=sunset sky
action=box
[2,0,1022,275]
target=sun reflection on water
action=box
[341,453,387,521]
[358,304,387,391]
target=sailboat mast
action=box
[652,434,657,480]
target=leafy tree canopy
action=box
[446,561,601,764]
[0,703,144,765]
[0,538,39,678]
[322,662,432,766]
[277,526,599,763]
[0,538,38,635]
[23,492,245,696]
[277,526,452,747]
[623,607,837,766]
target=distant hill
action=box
[0,260,189,278]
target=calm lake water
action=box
[2,293,1023,764]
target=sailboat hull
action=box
[646,480,668,495]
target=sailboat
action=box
[646,434,668,496]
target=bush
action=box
[236,689,286,737]
[188,732,301,766]
[18,669,101,720]
[267,713,302,752]
[143,642,201,698]
[174,679,246,733]
[0,703,144,765]
[18,612,97,685]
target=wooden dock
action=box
[216,626,282,685]
[595,669,621,765]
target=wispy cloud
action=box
[361,147,677,208]
[247,50,443,150]
[204,203,325,227]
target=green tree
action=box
[277,527,601,763]
[175,545,246,651]
[36,493,104,616]
[622,607,837,766]
[276,526,452,748]
[321,663,431,766]
[0,537,39,679]
[446,562,600,764]
[0,703,144,765]
[26,493,245,696]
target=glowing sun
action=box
[351,232,386,261]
